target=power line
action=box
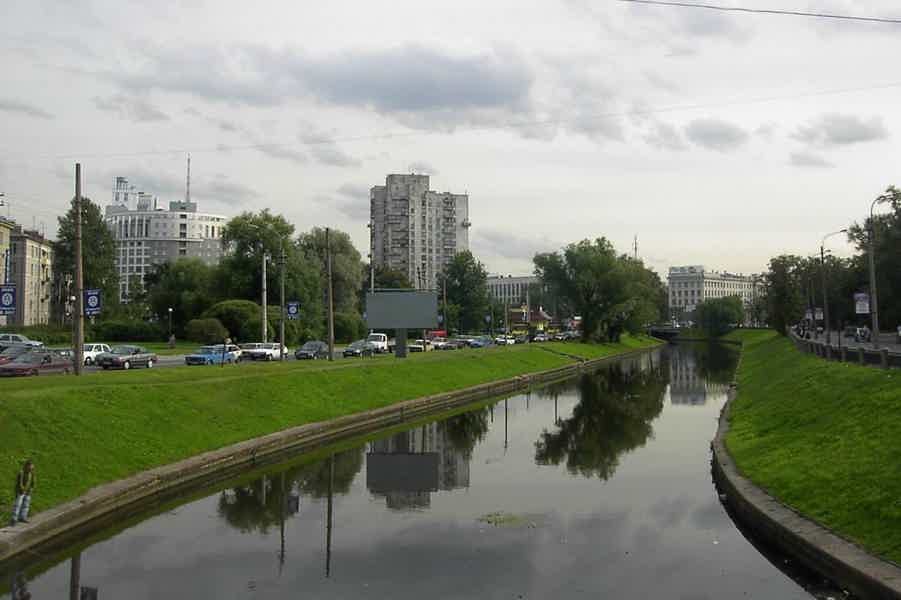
[3,79,901,162]
[617,0,901,24]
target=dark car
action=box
[0,351,72,377]
[96,345,157,370]
[0,345,33,365]
[295,341,330,360]
[343,340,376,358]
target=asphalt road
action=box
[81,349,362,371]
[813,330,901,353]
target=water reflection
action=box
[669,343,739,406]
[535,362,667,479]
[365,411,486,510]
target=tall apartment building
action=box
[667,265,762,320]
[487,275,538,304]
[5,226,53,326]
[370,174,470,290]
[105,176,227,302]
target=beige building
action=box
[0,217,14,326]
[370,174,470,290]
[7,226,53,326]
[667,265,762,321]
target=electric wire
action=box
[617,0,901,25]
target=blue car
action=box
[185,346,237,366]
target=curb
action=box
[0,344,660,564]
[712,392,901,599]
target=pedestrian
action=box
[9,460,35,526]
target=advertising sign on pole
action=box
[0,284,15,316]
[84,289,102,316]
[814,308,824,321]
[804,309,813,321]
[286,301,300,321]
[854,293,870,315]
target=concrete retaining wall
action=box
[0,345,658,564]
[712,395,901,599]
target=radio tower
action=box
[185,154,191,203]
[633,234,639,261]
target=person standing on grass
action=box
[10,460,35,526]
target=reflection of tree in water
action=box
[535,365,666,480]
[692,343,740,385]
[442,408,490,459]
[217,448,363,533]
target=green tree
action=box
[695,296,744,337]
[144,258,218,334]
[764,255,805,335]
[298,227,363,314]
[441,251,490,333]
[53,196,118,316]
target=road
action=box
[82,348,358,371]
[812,330,901,354]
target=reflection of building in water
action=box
[668,348,707,405]
[366,422,470,510]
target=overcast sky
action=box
[2,0,899,277]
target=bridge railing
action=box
[788,331,901,370]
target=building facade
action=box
[487,275,538,304]
[105,177,227,302]
[0,217,15,326]
[6,226,53,326]
[370,174,470,290]
[667,265,761,320]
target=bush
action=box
[334,311,365,343]
[90,319,163,342]
[203,300,266,343]
[0,326,72,345]
[185,318,229,344]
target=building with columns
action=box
[667,265,762,321]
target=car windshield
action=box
[111,346,136,355]
[11,353,43,365]
[0,347,28,357]
[348,341,366,349]
[241,344,262,350]
[366,334,384,342]
[197,347,216,354]
[301,342,321,351]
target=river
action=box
[2,344,839,599]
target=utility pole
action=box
[868,196,881,349]
[261,249,268,342]
[73,164,84,375]
[820,229,846,346]
[326,227,335,361]
[279,243,286,361]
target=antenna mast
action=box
[185,154,191,203]
[633,234,639,261]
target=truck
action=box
[366,333,389,354]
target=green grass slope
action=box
[0,336,659,520]
[726,330,901,563]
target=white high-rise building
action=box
[667,265,762,320]
[370,174,470,290]
[105,176,228,302]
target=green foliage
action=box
[185,318,229,344]
[298,227,363,314]
[695,296,744,337]
[441,251,490,333]
[534,238,664,342]
[0,325,72,345]
[334,311,365,343]
[726,330,901,564]
[203,300,265,343]
[52,196,118,318]
[144,258,218,333]
[90,319,163,342]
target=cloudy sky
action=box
[2,0,899,277]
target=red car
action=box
[0,346,33,365]
[0,351,73,377]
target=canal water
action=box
[3,344,831,599]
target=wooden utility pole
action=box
[73,164,84,375]
[326,227,335,361]
[279,244,286,361]
[261,250,268,342]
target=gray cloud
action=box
[473,229,561,264]
[299,124,362,167]
[408,161,439,175]
[644,121,687,151]
[255,143,307,164]
[793,113,889,147]
[317,193,369,222]
[337,183,370,198]
[0,98,53,119]
[207,176,260,206]
[684,118,749,152]
[93,94,168,122]
[789,151,834,168]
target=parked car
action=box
[0,351,72,377]
[185,346,238,365]
[532,333,549,343]
[494,335,516,346]
[0,345,33,365]
[96,345,157,370]
[897,325,901,344]
[431,337,456,350]
[83,343,112,365]
[842,326,857,340]
[343,340,376,358]
[296,340,330,360]
[366,333,389,353]
[0,333,43,351]
[409,338,432,352]
[514,335,529,344]
[468,336,493,349]
[243,342,288,361]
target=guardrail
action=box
[789,332,901,370]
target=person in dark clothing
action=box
[10,460,35,526]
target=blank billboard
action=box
[366,291,438,329]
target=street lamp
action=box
[167,307,173,337]
[867,194,886,349]
[819,228,846,346]
[367,222,375,292]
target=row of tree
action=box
[764,186,900,335]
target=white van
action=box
[366,333,388,353]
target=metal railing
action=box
[788,331,901,369]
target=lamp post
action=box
[167,307,173,337]
[819,228,847,346]
[367,222,375,292]
[867,194,885,349]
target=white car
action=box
[366,333,389,353]
[83,343,112,365]
[0,333,43,350]
[241,342,289,361]
[494,335,516,346]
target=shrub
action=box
[90,319,163,342]
[203,300,267,343]
[334,311,365,343]
[0,326,72,345]
[185,318,229,344]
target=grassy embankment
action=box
[0,335,660,521]
[725,330,901,564]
